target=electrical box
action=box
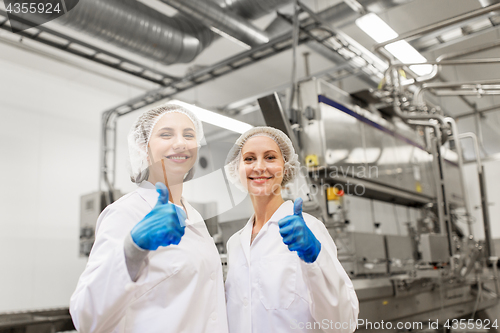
[80,190,122,257]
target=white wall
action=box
[0,36,152,312]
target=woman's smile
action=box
[165,153,191,163]
[249,176,273,184]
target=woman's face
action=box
[148,112,198,183]
[238,136,285,197]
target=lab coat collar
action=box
[238,200,294,263]
[267,200,294,224]
[136,181,195,226]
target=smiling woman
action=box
[224,126,359,333]
[146,112,199,204]
[69,103,229,333]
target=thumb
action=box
[294,197,303,217]
[155,182,170,206]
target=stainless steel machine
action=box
[257,77,499,332]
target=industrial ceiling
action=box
[1,0,499,158]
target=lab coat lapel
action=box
[136,181,158,208]
[239,215,254,265]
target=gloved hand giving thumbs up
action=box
[278,198,321,263]
[131,183,187,251]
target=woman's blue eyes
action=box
[244,156,276,162]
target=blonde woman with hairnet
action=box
[70,104,228,333]
[224,126,359,333]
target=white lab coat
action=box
[225,200,359,333]
[70,181,229,333]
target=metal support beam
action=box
[409,120,454,257]
[458,133,494,258]
[0,9,178,86]
[444,117,472,236]
[455,104,500,119]
[280,1,387,85]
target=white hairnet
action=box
[128,103,204,183]
[224,126,300,192]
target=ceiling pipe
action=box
[161,0,270,47]
[318,0,415,29]
[384,57,500,88]
[55,0,204,64]
[212,0,293,20]
[455,104,500,119]
[55,0,291,66]
[262,0,415,87]
[374,2,500,57]
[413,79,500,106]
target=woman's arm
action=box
[300,218,359,333]
[70,202,149,333]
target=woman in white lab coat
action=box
[224,126,359,333]
[70,103,228,333]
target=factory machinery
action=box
[255,75,500,332]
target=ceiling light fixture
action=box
[169,100,254,134]
[355,13,432,76]
[210,27,252,50]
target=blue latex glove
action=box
[278,198,321,263]
[131,183,187,251]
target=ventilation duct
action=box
[212,0,294,20]
[55,0,292,66]
[161,0,269,47]
[55,0,208,64]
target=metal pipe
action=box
[413,79,500,106]
[455,104,500,119]
[161,0,270,47]
[436,40,500,62]
[317,0,415,29]
[374,2,500,53]
[458,133,494,257]
[56,0,204,64]
[212,0,292,20]
[385,58,500,85]
[341,0,367,14]
[392,90,448,131]
[433,90,500,96]
[56,0,292,67]
[490,257,500,297]
[408,120,454,256]
[418,33,500,82]
[444,117,472,236]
